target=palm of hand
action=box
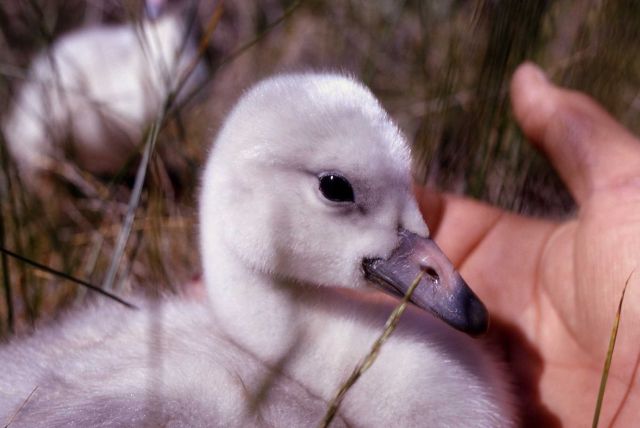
[417,64,640,427]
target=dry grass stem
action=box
[100,117,163,292]
[172,1,224,101]
[0,246,137,309]
[173,0,304,114]
[319,270,425,428]
[591,269,635,428]
[3,385,38,428]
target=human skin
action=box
[415,63,640,426]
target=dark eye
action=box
[318,174,355,203]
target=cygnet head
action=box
[200,73,487,335]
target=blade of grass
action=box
[591,269,634,428]
[0,207,13,334]
[99,1,223,294]
[319,270,425,428]
[0,246,137,310]
[3,149,37,327]
[170,0,305,116]
[103,1,213,292]
[101,115,162,292]
[0,133,15,334]
[171,0,224,103]
[4,385,38,428]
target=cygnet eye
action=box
[318,173,355,203]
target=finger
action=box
[422,193,503,266]
[412,185,444,234]
[414,188,558,320]
[414,186,502,264]
[511,62,640,204]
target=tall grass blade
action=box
[591,270,634,428]
[101,116,162,292]
[172,0,304,114]
[319,270,425,428]
[3,385,38,427]
[0,210,13,334]
[0,133,15,333]
[172,0,224,102]
[0,246,137,310]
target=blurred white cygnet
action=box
[1,0,208,183]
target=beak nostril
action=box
[423,267,439,284]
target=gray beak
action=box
[363,229,489,336]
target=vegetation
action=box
[0,0,638,340]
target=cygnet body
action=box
[2,4,206,181]
[0,74,513,427]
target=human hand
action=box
[415,63,640,427]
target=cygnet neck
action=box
[203,238,320,364]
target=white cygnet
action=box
[0,73,514,427]
[1,1,207,183]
